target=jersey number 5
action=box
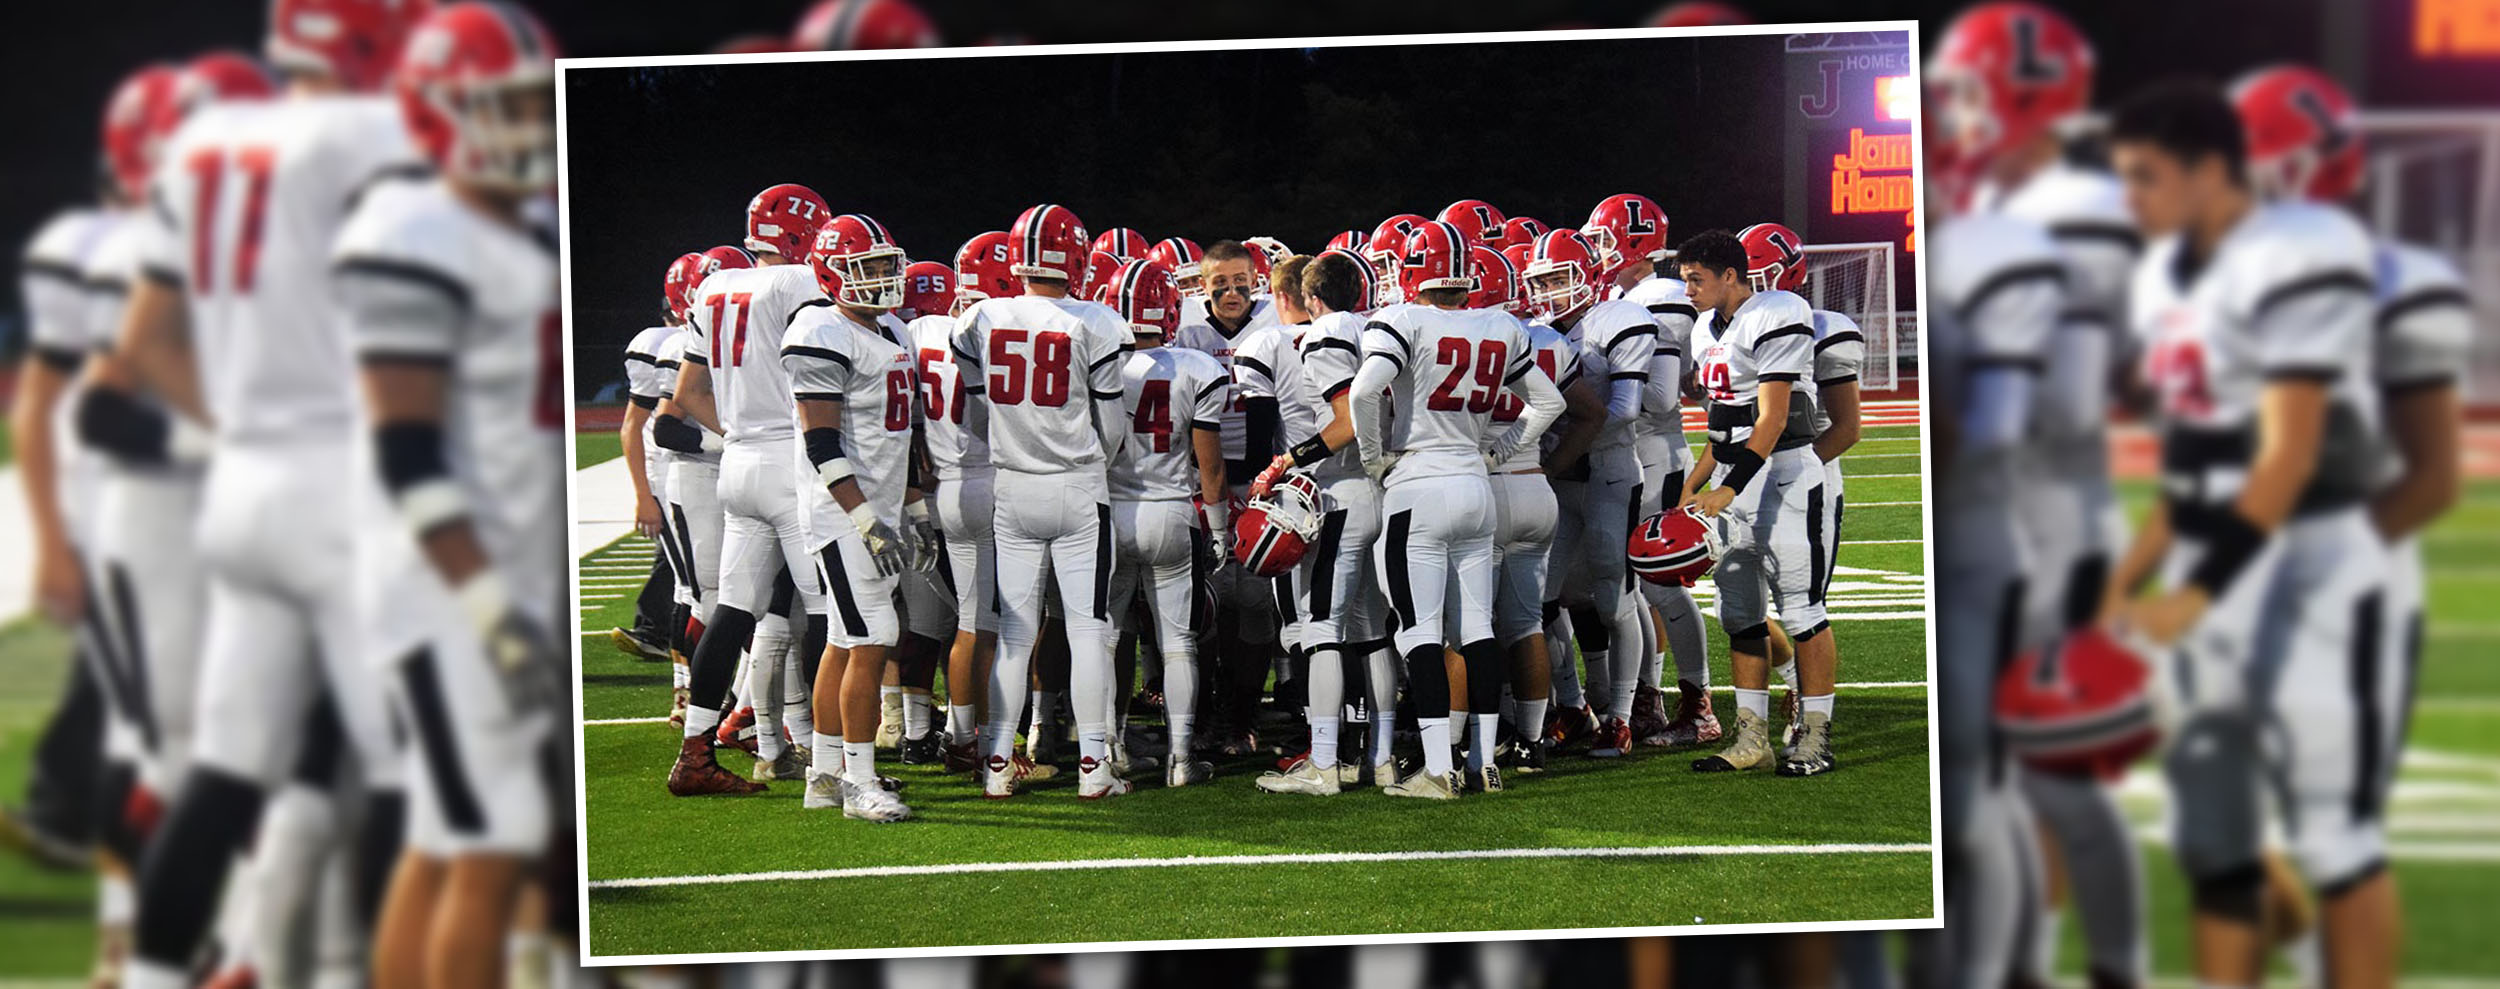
[1426,337,1510,413]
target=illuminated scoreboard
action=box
[1781,30,1917,282]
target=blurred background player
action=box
[920,233,1020,777]
[613,257,685,663]
[651,245,749,727]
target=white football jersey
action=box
[908,313,988,478]
[22,207,118,532]
[649,327,720,465]
[1616,273,1695,442]
[1928,212,2064,510]
[1494,322,1582,473]
[1982,162,2137,474]
[683,263,823,445]
[1549,298,1655,453]
[1110,345,1230,501]
[1359,303,1539,481]
[1173,295,1279,463]
[624,323,676,466]
[781,304,919,524]
[140,96,418,446]
[951,294,1131,475]
[1295,310,1369,481]
[1809,310,1867,437]
[1232,321,1316,456]
[80,213,151,355]
[1691,289,1817,451]
[335,177,563,611]
[2367,238,2473,491]
[2129,201,2379,510]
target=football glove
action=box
[904,499,943,573]
[1362,452,1400,484]
[1248,455,1293,500]
[850,503,908,577]
[456,571,563,717]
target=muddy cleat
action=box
[609,626,668,661]
[802,770,844,809]
[875,693,905,750]
[1779,689,1805,755]
[714,706,760,756]
[1255,760,1341,795]
[942,740,981,774]
[667,736,766,796]
[1691,707,1772,773]
[1077,757,1132,800]
[1382,767,1461,800]
[843,779,914,822]
[1778,711,1836,777]
[982,755,1025,799]
[1654,680,1722,746]
[1589,716,1636,758]
[667,686,689,728]
[1369,759,1400,790]
[1011,752,1058,781]
[1463,765,1504,794]
[1545,704,1598,749]
[1629,682,1670,743]
[899,729,947,766]
[1165,758,1215,787]
[750,745,809,782]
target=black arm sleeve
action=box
[652,413,705,454]
[1244,396,1281,461]
[73,387,177,466]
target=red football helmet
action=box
[900,261,955,322]
[1581,193,1669,279]
[1468,245,1519,313]
[1234,472,1324,577]
[745,183,830,260]
[1372,213,1429,248]
[1010,203,1091,283]
[176,52,277,117]
[1362,227,1408,309]
[102,64,182,205]
[1437,199,1508,248]
[700,245,756,277]
[267,0,434,92]
[1244,235,1291,267]
[1500,243,1538,314]
[394,2,559,193]
[1629,506,1723,585]
[1314,247,1379,315]
[1148,237,1205,295]
[2232,64,2364,204]
[1091,227,1149,262]
[1388,220,1474,304]
[1497,216,1550,252]
[1080,250,1124,303]
[1928,2,2094,189]
[793,0,940,50]
[1997,626,2164,779]
[953,230,1019,309]
[1106,259,1181,337]
[1738,222,1809,293]
[1647,1,1752,26]
[1521,228,1601,318]
[1246,247,1274,293]
[810,214,907,309]
[664,252,705,322]
[1325,229,1369,253]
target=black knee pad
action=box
[1789,620,1830,644]
[1459,639,1504,714]
[796,614,829,691]
[354,789,406,926]
[2189,863,2266,924]
[1404,644,1450,715]
[135,767,264,964]
[1568,605,1609,652]
[1728,622,1770,657]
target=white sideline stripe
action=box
[586,842,1934,889]
[583,594,625,602]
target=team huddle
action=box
[620,180,1873,822]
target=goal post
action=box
[1799,242,1901,393]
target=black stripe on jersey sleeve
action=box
[951,341,982,367]
[1365,319,1409,352]
[781,344,853,370]
[85,276,130,298]
[625,352,662,366]
[1089,349,1125,372]
[1653,345,1682,357]
[683,351,709,367]
[2263,365,2342,383]
[656,359,680,371]
[22,259,83,285]
[787,299,834,328]
[794,391,845,402]
[1956,262,2066,326]
[1304,337,1359,355]
[2252,269,2373,321]
[1753,324,1811,346]
[1321,381,1353,401]
[1191,420,1223,432]
[1647,302,1698,318]
[2048,221,2143,252]
[1236,355,1274,380]
[1816,373,1860,387]
[342,163,436,214]
[1196,379,1229,404]
[1505,353,1537,384]
[359,351,455,369]
[2060,307,2114,329]
[1604,323,1657,352]
[2377,286,2473,333]
[140,264,180,288]
[1607,370,1649,382]
[334,255,474,314]
[1758,371,1803,383]
[1091,388,1123,401]
[1556,366,1582,389]
[32,344,83,373]
[1812,330,1863,352]
[1367,350,1405,374]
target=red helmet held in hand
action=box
[1629,506,1721,586]
[1235,472,1324,577]
[1997,626,2165,779]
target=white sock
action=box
[1310,717,1340,770]
[904,692,932,737]
[1803,693,1834,719]
[1419,717,1452,776]
[1734,687,1770,722]
[1370,712,1394,767]
[948,703,976,739]
[813,731,842,776]
[1517,698,1548,744]
[1469,714,1499,773]
[1774,659,1800,693]
[2034,908,2064,986]
[842,740,875,785]
[1078,726,1109,769]
[671,660,690,690]
[781,646,814,742]
[684,704,721,738]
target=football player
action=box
[1233,255,1317,724]
[1349,219,1565,798]
[951,204,1136,799]
[2105,81,2386,989]
[1676,229,1834,777]
[662,181,833,796]
[1521,227,1658,759]
[1173,239,1284,754]
[782,214,931,823]
[1151,236,1207,297]
[1093,227,1150,263]
[616,259,689,662]
[334,6,566,985]
[1101,259,1227,786]
[918,235,1023,776]
[652,246,751,727]
[101,2,431,983]
[890,260,965,766]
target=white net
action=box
[1799,242,1902,392]
[2355,110,2500,405]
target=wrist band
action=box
[1289,436,1332,468]
[2187,508,2267,600]
[1719,446,1766,494]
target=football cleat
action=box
[899,729,947,766]
[1691,707,1772,773]
[982,755,1023,799]
[1779,688,1804,755]
[1077,757,1132,800]
[1166,758,1215,787]
[1545,703,1598,749]
[609,626,667,661]
[750,745,809,783]
[1013,752,1060,781]
[1628,682,1671,744]
[1369,759,1400,790]
[1660,680,1723,745]
[875,692,904,750]
[1589,716,1635,758]
[715,706,761,756]
[666,736,765,796]
[942,740,981,774]
[1382,768,1461,801]
[1778,712,1836,777]
[1463,765,1504,794]
[1502,734,1548,775]
[1107,734,1159,776]
[667,686,688,728]
[802,770,844,810]
[841,780,915,822]
[1254,760,1341,796]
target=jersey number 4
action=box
[1131,378,1173,452]
[184,145,276,294]
[1427,337,1511,413]
[988,328,1072,407]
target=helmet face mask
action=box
[812,215,908,310]
[1233,472,1324,576]
[395,5,559,196]
[1522,229,1599,318]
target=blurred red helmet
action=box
[1106,259,1180,337]
[1496,215,1550,252]
[793,0,940,50]
[1325,229,1370,253]
[745,182,830,259]
[1997,627,2163,779]
[1080,249,1124,303]
[1467,245,1519,313]
[1521,228,1600,318]
[1246,246,1274,292]
[1500,243,1538,314]
[700,245,756,277]
[1389,220,1475,304]
[1234,472,1323,577]
[1647,1,1752,26]
[1091,227,1149,262]
[1928,2,2094,186]
[101,64,182,205]
[177,52,277,114]
[1010,203,1091,282]
[953,230,1019,306]
[809,213,907,309]
[394,2,559,193]
[267,0,434,92]
[664,251,705,321]
[900,261,956,321]
[1371,213,1429,248]
[1738,222,1809,293]
[1314,247,1379,316]
[1362,227,1408,309]
[1437,199,1508,248]
[1148,237,1205,295]
[1581,193,1669,278]
[2232,64,2364,204]
[1629,506,1721,585]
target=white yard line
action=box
[587,842,1934,890]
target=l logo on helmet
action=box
[2010,15,2062,84]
